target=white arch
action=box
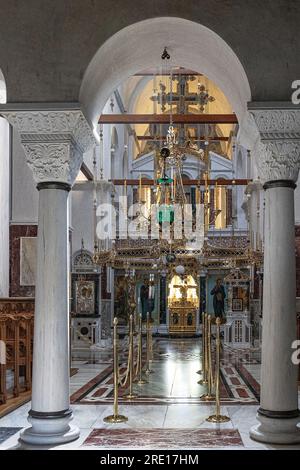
[80,17,252,147]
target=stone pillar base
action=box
[20,411,80,446]
[250,413,300,445]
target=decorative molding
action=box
[3,111,94,152]
[250,109,300,139]
[22,141,82,185]
[255,140,300,183]
[263,180,297,190]
[73,249,94,271]
[2,110,95,185]
[250,108,300,183]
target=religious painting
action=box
[139,281,155,321]
[207,275,228,317]
[137,277,159,324]
[75,281,95,315]
[232,298,243,311]
[114,275,129,324]
[210,278,226,318]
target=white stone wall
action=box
[0,117,9,296]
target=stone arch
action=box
[79,17,253,147]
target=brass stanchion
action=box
[198,313,208,385]
[200,315,215,401]
[206,317,230,423]
[103,317,128,423]
[145,312,153,375]
[134,314,148,385]
[197,312,205,375]
[123,314,138,399]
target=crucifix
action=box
[150,75,215,144]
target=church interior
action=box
[0,1,300,453]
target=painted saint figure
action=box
[210,278,226,318]
[140,281,155,321]
[140,283,150,321]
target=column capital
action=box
[2,110,95,186]
[249,107,300,184]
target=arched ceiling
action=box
[0,0,298,106]
[80,17,251,133]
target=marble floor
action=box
[71,338,260,404]
[0,338,299,450]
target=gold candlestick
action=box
[134,314,148,385]
[200,315,215,401]
[103,317,128,423]
[198,313,208,385]
[207,317,230,423]
[197,312,205,375]
[123,314,138,399]
[145,312,153,374]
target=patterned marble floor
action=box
[71,338,260,405]
[0,338,299,450]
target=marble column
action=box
[3,109,94,445]
[248,106,300,444]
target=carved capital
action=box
[250,108,300,183]
[255,139,300,183]
[3,110,95,185]
[22,141,83,185]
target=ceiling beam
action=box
[136,135,229,142]
[134,68,202,76]
[99,114,238,125]
[80,162,93,181]
[111,178,250,186]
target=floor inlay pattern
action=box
[82,428,244,449]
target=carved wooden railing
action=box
[0,298,34,404]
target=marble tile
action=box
[94,405,167,429]
[227,404,259,432]
[164,404,214,428]
[20,237,37,286]
[0,402,30,428]
[82,428,244,449]
[0,427,21,445]
[72,405,104,429]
